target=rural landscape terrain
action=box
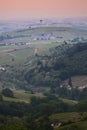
[0,19,87,130]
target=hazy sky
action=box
[0,0,87,20]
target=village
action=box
[0,36,86,47]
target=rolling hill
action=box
[0,26,87,44]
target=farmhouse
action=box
[0,66,5,71]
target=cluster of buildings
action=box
[0,42,31,46]
[0,65,6,71]
[33,33,55,41]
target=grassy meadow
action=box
[0,89,44,103]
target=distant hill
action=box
[0,26,87,44]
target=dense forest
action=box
[25,42,87,87]
[0,93,87,130]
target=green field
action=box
[49,112,87,130]
[56,121,87,130]
[0,42,59,65]
[0,89,44,103]
[60,98,78,105]
[50,112,85,122]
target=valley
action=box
[0,25,87,130]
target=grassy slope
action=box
[0,42,59,65]
[50,112,87,130]
[49,112,84,123]
[3,91,43,103]
[0,89,43,103]
[55,121,87,130]
[60,98,78,105]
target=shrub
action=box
[2,88,14,98]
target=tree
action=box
[69,88,80,100]
[2,88,14,98]
[37,116,53,130]
[79,88,87,100]
[0,94,3,101]
[77,100,87,112]
[68,77,73,87]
